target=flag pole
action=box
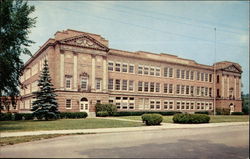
[213,28,217,116]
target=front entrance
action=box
[80,97,89,113]
[229,103,234,114]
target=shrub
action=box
[114,111,181,116]
[173,114,210,124]
[216,108,230,115]
[0,113,13,121]
[97,111,109,117]
[231,112,244,115]
[59,112,88,119]
[195,111,209,115]
[141,114,163,126]
[22,113,34,120]
[95,103,117,116]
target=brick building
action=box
[18,29,242,116]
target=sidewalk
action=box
[1,121,248,138]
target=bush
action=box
[216,108,230,115]
[97,111,109,117]
[141,114,163,126]
[13,113,33,120]
[173,114,210,124]
[231,112,244,115]
[195,111,209,115]
[96,103,117,116]
[59,112,88,119]
[0,113,13,121]
[114,111,181,116]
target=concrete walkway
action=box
[1,121,248,138]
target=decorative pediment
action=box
[59,34,109,51]
[223,65,242,73]
[79,72,89,77]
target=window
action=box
[169,68,173,77]
[209,88,212,97]
[196,86,200,96]
[169,84,173,93]
[122,63,128,73]
[176,101,181,110]
[115,63,121,72]
[108,79,114,90]
[176,69,180,78]
[197,72,200,81]
[186,102,190,109]
[129,64,134,73]
[205,87,208,96]
[209,74,213,82]
[65,77,72,89]
[190,86,194,96]
[150,67,155,76]
[108,97,114,104]
[201,73,204,81]
[66,99,71,109]
[164,101,168,109]
[205,102,209,110]
[190,102,194,110]
[186,70,190,80]
[201,102,205,110]
[96,100,101,104]
[138,81,143,92]
[108,61,114,71]
[129,97,135,109]
[129,80,134,91]
[164,67,168,77]
[138,65,143,74]
[176,85,180,94]
[81,77,88,90]
[217,75,220,83]
[155,67,160,76]
[150,82,155,92]
[196,102,200,110]
[209,102,213,110]
[144,66,149,75]
[122,80,128,90]
[181,85,185,94]
[144,82,149,92]
[156,83,160,92]
[190,71,194,80]
[181,70,185,79]
[169,101,174,109]
[186,86,189,95]
[156,100,161,109]
[115,79,120,90]
[201,87,204,96]
[150,100,155,109]
[164,84,168,93]
[96,78,102,90]
[217,89,220,97]
[205,73,208,82]
[181,102,185,109]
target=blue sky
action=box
[24,1,249,93]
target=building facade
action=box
[18,29,242,116]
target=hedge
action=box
[59,112,88,119]
[96,103,117,116]
[97,111,109,117]
[173,114,210,124]
[141,114,163,126]
[231,112,244,115]
[113,111,181,116]
[216,108,230,115]
[0,113,13,121]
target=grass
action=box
[117,115,249,123]
[0,118,142,132]
[0,133,93,146]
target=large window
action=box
[122,80,128,90]
[155,67,160,76]
[108,79,113,90]
[190,71,194,80]
[196,86,200,96]
[129,64,134,73]
[196,72,200,81]
[122,63,128,73]
[138,65,143,74]
[150,82,155,92]
[108,61,114,71]
[115,79,120,90]
[186,86,189,95]
[138,81,143,92]
[96,78,102,90]
[205,73,208,82]
[169,84,173,93]
[150,67,155,76]
[209,74,213,82]
[65,76,72,89]
[164,101,168,109]
[129,80,134,91]
[144,82,149,92]
[169,68,173,77]
[164,67,168,77]
[181,85,185,94]
[176,101,181,110]
[80,77,88,90]
[144,66,149,75]
[190,86,194,95]
[155,83,160,92]
[201,73,204,81]
[176,69,180,78]
[115,63,121,72]
[176,85,180,94]
[66,99,71,109]
[186,70,190,80]
[164,83,168,93]
[181,70,185,79]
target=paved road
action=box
[1,125,249,158]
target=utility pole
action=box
[213,28,217,116]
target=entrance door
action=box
[229,103,234,114]
[80,98,89,113]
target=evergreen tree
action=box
[32,59,59,120]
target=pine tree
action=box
[32,59,59,120]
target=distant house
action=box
[17,29,243,116]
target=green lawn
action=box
[117,115,249,123]
[0,118,143,132]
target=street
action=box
[0,124,249,158]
